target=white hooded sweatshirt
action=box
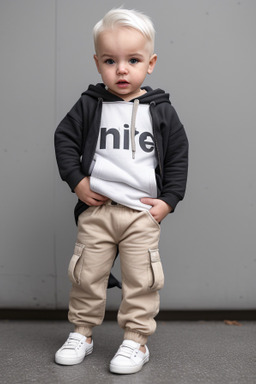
[89,100,158,211]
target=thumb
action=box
[141,197,155,206]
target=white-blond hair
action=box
[93,8,155,54]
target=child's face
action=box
[94,27,157,101]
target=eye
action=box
[105,59,115,65]
[129,58,139,64]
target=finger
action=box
[87,197,105,206]
[141,197,156,206]
[90,191,108,201]
[141,197,151,204]
[149,210,160,223]
[93,199,105,206]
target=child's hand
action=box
[74,177,108,206]
[140,198,172,223]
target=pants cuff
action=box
[124,329,148,345]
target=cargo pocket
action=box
[149,248,164,291]
[68,242,85,285]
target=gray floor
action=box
[0,320,255,384]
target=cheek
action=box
[101,67,114,80]
[134,69,147,83]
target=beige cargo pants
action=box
[68,203,164,345]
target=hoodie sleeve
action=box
[158,105,189,211]
[54,98,86,191]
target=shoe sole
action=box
[55,345,93,366]
[109,355,149,375]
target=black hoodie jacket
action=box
[55,83,189,224]
[55,84,188,288]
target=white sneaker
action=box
[55,332,93,365]
[109,340,149,374]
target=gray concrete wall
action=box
[1,0,255,310]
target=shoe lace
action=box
[63,336,82,350]
[117,343,138,358]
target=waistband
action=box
[105,199,120,206]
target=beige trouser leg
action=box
[68,204,164,344]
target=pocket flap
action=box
[68,243,85,284]
[74,243,85,257]
[149,248,164,291]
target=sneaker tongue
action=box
[70,332,85,340]
[123,340,140,349]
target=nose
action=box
[117,62,128,74]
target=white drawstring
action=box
[130,99,139,159]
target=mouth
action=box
[116,80,129,88]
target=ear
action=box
[94,54,101,74]
[147,54,157,74]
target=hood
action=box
[82,83,171,106]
